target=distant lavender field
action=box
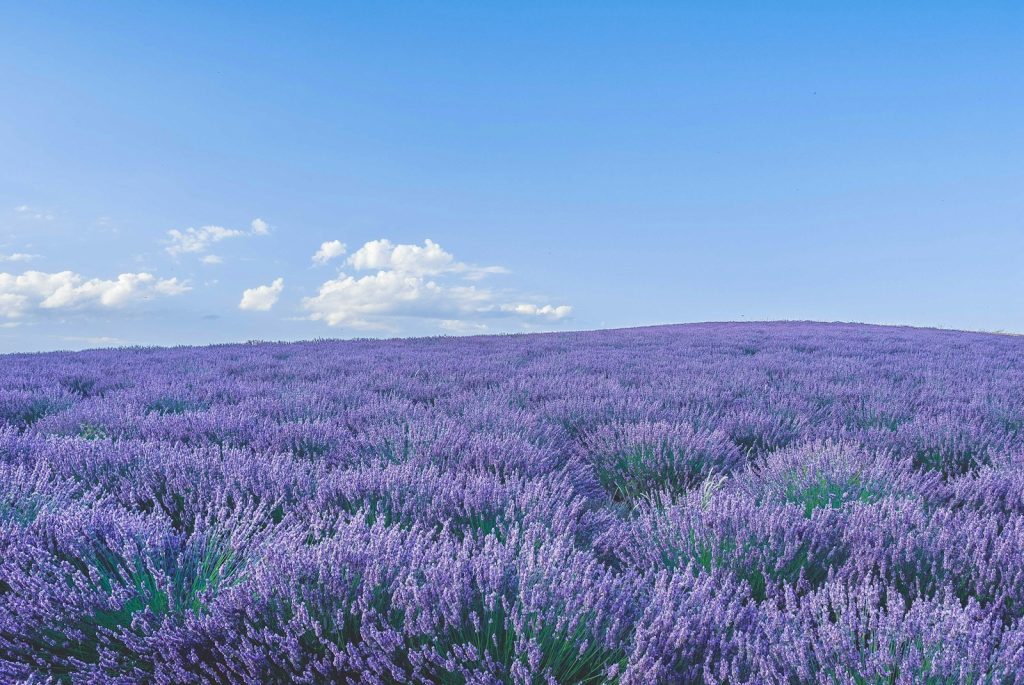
[2,322,1024,683]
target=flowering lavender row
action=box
[1,322,1023,683]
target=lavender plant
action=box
[1,322,1023,683]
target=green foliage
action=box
[77,423,109,441]
[913,448,987,479]
[781,472,889,518]
[597,445,717,507]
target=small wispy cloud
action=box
[166,226,245,257]
[14,205,54,221]
[0,252,37,263]
[440,319,490,334]
[165,218,270,260]
[59,335,130,347]
[500,303,573,318]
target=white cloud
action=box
[166,225,245,257]
[239,278,284,312]
[348,238,455,275]
[14,205,54,221]
[312,240,347,265]
[0,253,36,263]
[303,271,450,326]
[165,218,269,258]
[60,335,130,347]
[153,278,191,296]
[346,238,509,279]
[0,270,190,319]
[302,238,569,330]
[201,254,223,265]
[440,320,490,334]
[501,303,573,318]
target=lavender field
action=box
[2,322,1024,683]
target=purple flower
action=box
[1,322,1023,682]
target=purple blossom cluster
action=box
[1,321,1023,683]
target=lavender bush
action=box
[1,321,1023,683]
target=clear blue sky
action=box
[2,2,1021,352]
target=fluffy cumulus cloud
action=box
[0,270,190,320]
[166,218,269,260]
[346,238,508,279]
[347,238,455,275]
[312,240,347,265]
[302,239,570,331]
[239,278,284,312]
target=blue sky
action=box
[1,2,1022,352]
